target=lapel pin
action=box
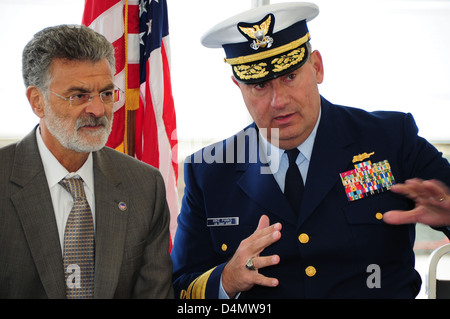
[118,202,127,211]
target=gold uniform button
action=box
[305,266,316,277]
[375,212,383,220]
[298,233,310,244]
[221,244,228,252]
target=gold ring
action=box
[245,257,256,271]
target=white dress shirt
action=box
[35,127,96,252]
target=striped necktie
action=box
[59,177,95,299]
[284,149,304,213]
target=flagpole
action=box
[251,0,270,8]
[126,110,136,156]
[124,0,138,156]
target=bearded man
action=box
[0,24,174,299]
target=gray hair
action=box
[22,24,116,92]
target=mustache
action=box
[75,114,109,129]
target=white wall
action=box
[0,0,85,138]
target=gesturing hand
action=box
[383,178,450,227]
[221,215,281,298]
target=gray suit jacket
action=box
[0,128,174,298]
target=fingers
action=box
[221,215,282,297]
[250,255,280,271]
[247,215,282,254]
[244,255,280,288]
[390,178,423,200]
[391,179,450,205]
[422,179,450,203]
[256,214,270,230]
[384,205,450,227]
[385,179,450,227]
[253,272,279,288]
[257,214,282,233]
[382,209,418,225]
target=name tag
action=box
[207,217,239,227]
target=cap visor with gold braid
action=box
[201,2,319,84]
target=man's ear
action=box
[310,50,324,84]
[26,86,45,118]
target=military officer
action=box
[171,2,450,299]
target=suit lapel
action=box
[10,130,66,298]
[92,150,129,299]
[237,160,297,226]
[299,98,355,226]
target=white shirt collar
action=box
[35,127,94,192]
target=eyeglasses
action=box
[50,88,124,107]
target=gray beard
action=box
[44,103,113,153]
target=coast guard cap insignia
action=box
[238,14,274,51]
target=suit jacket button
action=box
[375,212,383,220]
[305,266,316,277]
[221,243,228,252]
[298,233,310,244]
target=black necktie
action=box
[284,148,304,213]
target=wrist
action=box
[222,263,239,298]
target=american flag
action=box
[82,0,179,243]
